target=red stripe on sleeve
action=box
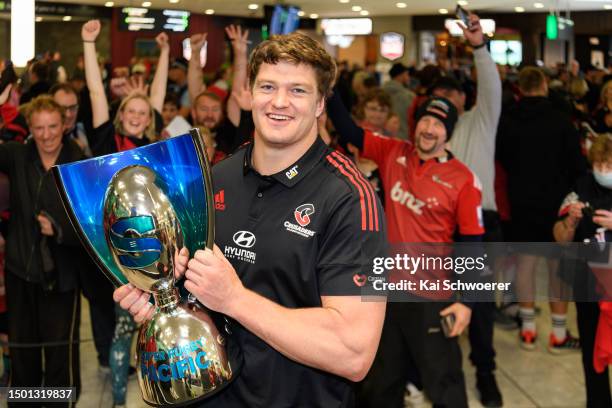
[326,155,367,231]
[331,151,379,232]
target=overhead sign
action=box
[320,18,372,36]
[380,32,404,61]
[445,19,496,37]
[546,14,558,40]
[120,7,190,32]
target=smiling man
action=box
[327,92,483,406]
[0,95,86,403]
[114,33,387,407]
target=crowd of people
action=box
[0,11,610,408]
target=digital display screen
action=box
[119,7,190,32]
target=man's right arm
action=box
[327,91,402,166]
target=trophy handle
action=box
[52,165,125,288]
[189,128,215,251]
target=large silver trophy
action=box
[54,130,237,406]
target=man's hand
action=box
[37,214,54,236]
[184,245,245,314]
[112,247,189,323]
[189,33,208,54]
[566,202,586,228]
[225,25,249,55]
[155,32,170,52]
[593,209,612,230]
[460,13,485,48]
[230,83,252,111]
[82,20,101,42]
[440,302,472,337]
[125,76,149,98]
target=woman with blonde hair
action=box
[82,19,169,156]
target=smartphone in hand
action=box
[455,5,471,29]
[441,313,456,337]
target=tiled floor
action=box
[1,299,607,407]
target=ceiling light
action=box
[248,4,259,10]
[457,1,468,6]
[339,0,350,3]
[297,10,305,16]
[515,6,525,12]
[35,16,43,22]
[310,13,319,19]
[62,15,72,21]
[104,1,114,6]
[169,0,179,3]
[205,9,214,14]
[534,2,544,8]
[439,8,449,14]
[352,5,362,11]
[396,2,407,8]
[605,4,612,9]
[360,10,369,15]
[142,1,152,7]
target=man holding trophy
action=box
[112,33,388,406]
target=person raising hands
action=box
[82,19,169,155]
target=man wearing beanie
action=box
[327,92,483,407]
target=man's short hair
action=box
[31,61,50,82]
[431,77,463,95]
[518,67,546,94]
[26,95,65,125]
[50,83,79,100]
[194,91,223,106]
[248,32,337,98]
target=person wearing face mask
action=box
[554,134,612,408]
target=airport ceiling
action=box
[39,0,612,18]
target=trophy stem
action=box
[153,287,180,311]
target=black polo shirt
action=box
[202,137,387,408]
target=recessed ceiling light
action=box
[339,0,350,3]
[457,1,468,6]
[360,10,369,15]
[439,8,449,14]
[205,9,214,14]
[297,10,305,16]
[169,0,179,3]
[35,16,43,22]
[396,2,407,8]
[310,13,319,19]
[604,4,612,9]
[248,4,259,10]
[62,15,72,21]
[104,1,114,6]
[142,1,152,7]
[534,2,544,8]
[352,5,362,11]
[515,6,525,12]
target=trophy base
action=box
[136,296,233,406]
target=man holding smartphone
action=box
[430,11,504,407]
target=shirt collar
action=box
[243,137,328,188]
